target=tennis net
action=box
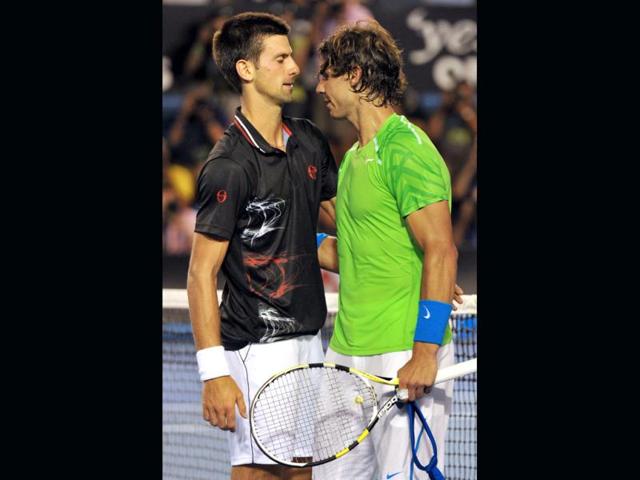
[163,289,477,480]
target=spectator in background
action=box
[317,0,375,41]
[426,80,477,179]
[178,14,230,89]
[162,137,173,228]
[170,12,241,128]
[163,137,197,255]
[452,136,476,247]
[426,80,477,248]
[166,83,227,169]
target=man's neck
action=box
[240,93,285,150]
[348,102,396,148]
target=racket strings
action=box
[252,367,377,463]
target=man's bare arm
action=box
[318,235,339,273]
[397,201,458,401]
[187,232,247,431]
[187,232,228,350]
[319,197,337,232]
[407,201,458,303]
[318,197,338,272]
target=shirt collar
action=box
[232,107,294,154]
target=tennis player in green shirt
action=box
[315,21,460,480]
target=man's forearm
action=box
[420,242,458,302]
[412,243,458,352]
[318,236,339,273]
[319,198,337,234]
[188,264,230,383]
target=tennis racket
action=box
[250,358,476,467]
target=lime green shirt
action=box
[330,113,453,355]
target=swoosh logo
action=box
[386,472,401,479]
[365,158,375,163]
[423,306,431,319]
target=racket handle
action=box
[435,358,476,384]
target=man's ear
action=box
[348,66,363,87]
[236,59,255,83]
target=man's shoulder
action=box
[208,125,246,159]
[384,117,428,146]
[203,126,255,169]
[199,140,251,181]
[381,117,439,159]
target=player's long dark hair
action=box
[318,21,407,107]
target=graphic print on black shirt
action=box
[194,108,338,350]
[241,197,286,246]
[257,301,296,343]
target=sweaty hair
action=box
[318,21,407,107]
[212,12,290,93]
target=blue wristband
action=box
[316,233,329,248]
[414,300,452,345]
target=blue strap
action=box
[407,401,445,480]
[316,233,329,248]
[411,423,425,480]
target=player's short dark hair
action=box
[212,12,290,93]
[318,21,407,107]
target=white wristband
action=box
[196,346,230,382]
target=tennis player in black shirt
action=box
[186,12,337,480]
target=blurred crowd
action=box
[162,0,477,276]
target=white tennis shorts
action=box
[313,343,455,480]
[225,332,325,466]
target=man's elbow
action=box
[441,242,458,266]
[187,264,218,291]
[427,241,458,264]
[449,243,459,263]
